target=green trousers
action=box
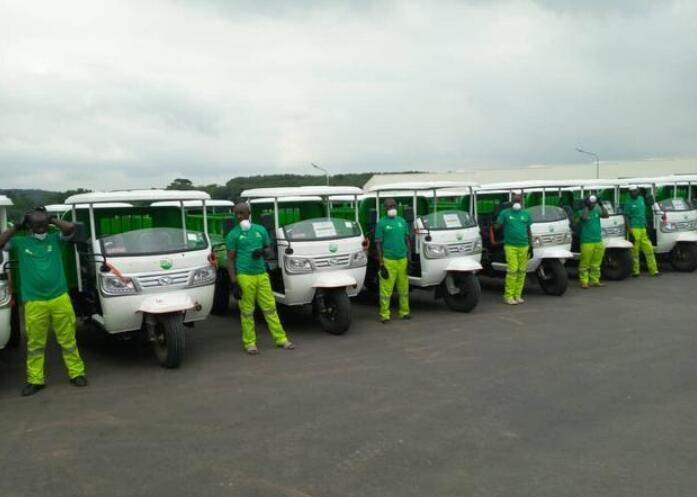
[630,228,658,275]
[25,292,85,385]
[379,257,410,320]
[579,242,605,286]
[504,245,529,300]
[237,273,288,348]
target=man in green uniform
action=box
[494,192,533,305]
[0,207,87,397]
[576,195,609,288]
[226,203,294,355]
[375,198,411,323]
[622,185,659,277]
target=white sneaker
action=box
[505,299,518,305]
[516,298,525,304]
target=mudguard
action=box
[533,247,574,260]
[137,294,196,314]
[445,258,483,272]
[675,233,697,243]
[311,273,357,289]
[604,238,633,249]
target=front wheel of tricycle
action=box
[670,243,697,272]
[537,259,568,296]
[317,289,351,335]
[442,272,481,313]
[152,313,186,368]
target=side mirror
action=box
[285,247,294,255]
[425,234,432,242]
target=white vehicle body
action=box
[242,186,367,334]
[363,181,483,287]
[63,190,217,367]
[0,195,13,349]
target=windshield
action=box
[600,201,617,215]
[420,210,476,230]
[100,227,208,256]
[526,205,569,223]
[283,218,361,241]
[658,198,693,212]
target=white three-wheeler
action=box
[0,195,19,350]
[476,181,575,296]
[615,176,697,271]
[63,190,217,367]
[242,186,367,335]
[561,180,634,280]
[362,182,483,312]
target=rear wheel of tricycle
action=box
[442,272,481,313]
[670,243,697,272]
[211,269,231,316]
[537,259,568,296]
[602,248,633,280]
[152,313,185,368]
[317,289,351,335]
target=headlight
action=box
[285,256,314,273]
[533,236,543,247]
[661,222,678,233]
[564,232,573,243]
[190,266,217,287]
[350,251,368,267]
[100,275,138,296]
[472,239,482,253]
[424,243,448,259]
[0,282,9,307]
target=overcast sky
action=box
[1,0,695,190]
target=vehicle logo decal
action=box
[328,258,340,266]
[158,276,173,286]
[329,243,338,253]
[160,259,173,270]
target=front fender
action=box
[675,233,697,243]
[604,238,634,249]
[445,258,483,272]
[311,273,358,289]
[533,247,574,260]
[137,293,195,314]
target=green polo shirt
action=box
[225,224,270,275]
[375,216,409,260]
[577,205,603,243]
[11,232,69,302]
[622,196,647,228]
[496,208,532,247]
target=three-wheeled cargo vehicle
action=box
[615,176,697,272]
[476,181,574,296]
[559,180,634,280]
[0,195,19,350]
[361,182,483,312]
[241,186,367,335]
[48,190,217,367]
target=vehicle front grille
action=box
[313,254,351,270]
[602,225,625,237]
[136,269,191,289]
[540,233,567,246]
[446,241,478,255]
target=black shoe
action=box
[21,383,45,397]
[401,315,411,320]
[70,376,88,387]
[381,319,390,325]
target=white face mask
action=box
[512,202,522,211]
[34,232,48,241]
[239,219,251,231]
[387,208,397,218]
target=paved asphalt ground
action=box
[1,269,696,497]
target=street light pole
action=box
[576,147,600,179]
[311,162,329,185]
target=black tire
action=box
[317,289,351,335]
[211,269,231,316]
[670,243,697,272]
[152,313,185,368]
[602,248,633,281]
[536,259,568,296]
[8,301,21,348]
[442,272,481,313]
